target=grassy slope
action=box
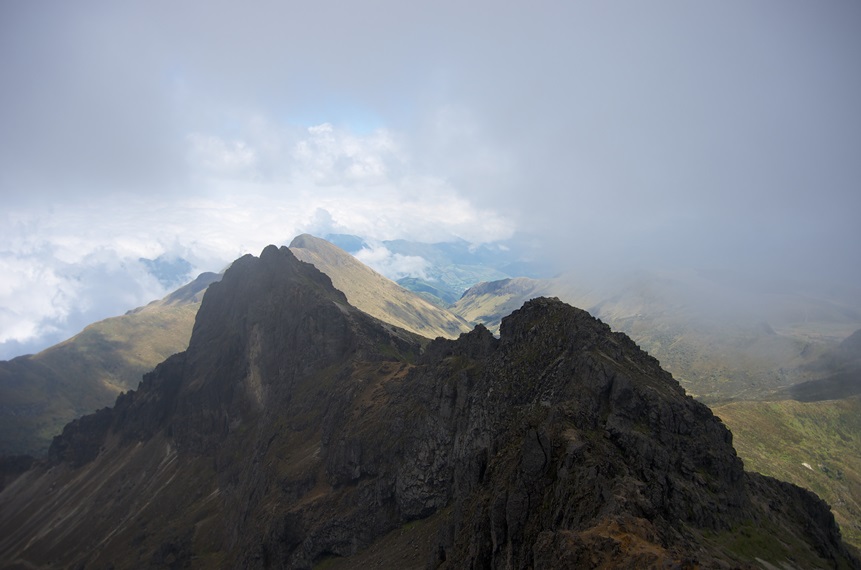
[0,301,201,456]
[450,277,551,332]
[714,397,861,550]
[289,235,471,340]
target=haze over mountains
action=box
[4,2,859,370]
[4,234,859,446]
[2,245,858,568]
[446,271,861,402]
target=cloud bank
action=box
[1,0,860,357]
[0,121,513,357]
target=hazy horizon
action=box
[2,1,860,359]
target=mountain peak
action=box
[88,244,420,457]
[288,233,321,249]
[1,249,857,569]
[289,234,471,340]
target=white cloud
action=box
[291,123,402,186]
[3,0,858,360]
[0,245,167,356]
[354,245,430,281]
[187,134,258,178]
[0,254,70,344]
[0,120,515,358]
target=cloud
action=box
[180,121,515,245]
[187,134,258,179]
[354,245,430,282]
[0,245,169,358]
[0,121,514,357]
[0,254,70,344]
[292,123,401,186]
[1,0,860,357]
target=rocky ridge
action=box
[0,245,857,569]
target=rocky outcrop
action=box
[0,246,857,569]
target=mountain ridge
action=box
[451,273,861,402]
[288,234,471,340]
[0,245,856,568]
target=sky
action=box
[1,1,860,359]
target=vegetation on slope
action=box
[289,234,471,340]
[0,304,200,456]
[714,396,861,550]
[0,273,218,456]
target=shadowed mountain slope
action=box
[0,246,856,569]
[289,234,471,340]
[0,272,220,456]
[780,328,861,402]
[713,329,861,551]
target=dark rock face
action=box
[0,455,34,492]
[47,405,115,467]
[1,246,857,569]
[357,300,752,568]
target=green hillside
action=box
[289,234,471,340]
[714,397,861,550]
[0,273,218,456]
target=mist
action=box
[1,0,860,358]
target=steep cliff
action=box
[0,246,856,569]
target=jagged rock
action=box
[48,406,115,467]
[0,247,857,569]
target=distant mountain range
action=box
[1,245,856,568]
[324,232,555,305]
